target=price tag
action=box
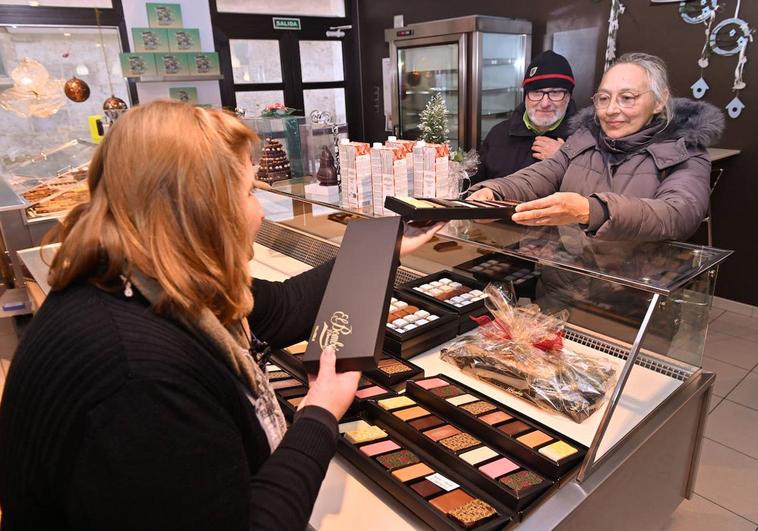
[425,473,459,492]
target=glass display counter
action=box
[0,139,95,315]
[253,180,730,530]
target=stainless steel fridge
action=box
[385,15,532,151]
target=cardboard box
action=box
[370,145,407,215]
[131,28,169,52]
[303,217,403,373]
[422,143,450,198]
[156,53,190,76]
[385,138,416,195]
[167,28,201,52]
[119,52,157,77]
[169,86,198,105]
[339,141,372,208]
[146,3,183,28]
[187,52,221,76]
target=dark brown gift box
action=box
[303,216,403,373]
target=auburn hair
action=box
[46,100,258,324]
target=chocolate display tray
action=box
[406,376,587,481]
[267,362,307,422]
[384,290,458,360]
[365,352,425,388]
[338,411,512,530]
[454,253,538,285]
[268,356,396,422]
[273,344,424,391]
[398,271,490,334]
[384,196,519,221]
[370,402,551,513]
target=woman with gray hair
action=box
[469,52,724,241]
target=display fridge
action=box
[385,15,532,151]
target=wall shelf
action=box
[129,75,224,83]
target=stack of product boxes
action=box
[413,141,450,197]
[120,3,221,81]
[370,143,408,216]
[385,136,416,196]
[339,140,372,209]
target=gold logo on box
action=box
[318,311,352,351]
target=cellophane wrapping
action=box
[440,284,617,423]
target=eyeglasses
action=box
[526,90,569,103]
[592,90,651,109]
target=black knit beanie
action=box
[523,50,575,94]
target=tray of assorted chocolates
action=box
[405,376,586,481]
[370,397,552,512]
[274,341,424,391]
[338,414,513,529]
[454,253,539,286]
[266,359,396,422]
[384,196,519,221]
[365,352,425,388]
[384,291,458,359]
[398,271,490,334]
[266,362,309,420]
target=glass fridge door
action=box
[479,33,527,143]
[397,42,460,150]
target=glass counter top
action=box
[264,178,732,296]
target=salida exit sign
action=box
[273,17,301,30]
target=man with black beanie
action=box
[471,50,577,184]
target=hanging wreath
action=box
[679,0,719,25]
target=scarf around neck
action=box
[598,117,668,165]
[128,269,287,452]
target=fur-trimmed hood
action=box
[568,97,724,148]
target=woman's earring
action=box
[120,274,133,298]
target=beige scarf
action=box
[128,270,287,452]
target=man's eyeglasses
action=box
[526,90,569,103]
[592,90,651,109]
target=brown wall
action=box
[356,0,758,305]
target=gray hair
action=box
[611,52,673,123]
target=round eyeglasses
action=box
[592,90,651,109]
[526,90,569,103]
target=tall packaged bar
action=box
[339,140,372,208]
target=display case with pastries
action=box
[0,139,96,316]
[246,177,731,530]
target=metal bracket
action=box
[577,292,661,482]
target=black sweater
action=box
[0,261,334,531]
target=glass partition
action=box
[479,32,526,140]
[397,43,459,149]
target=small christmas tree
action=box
[419,93,449,144]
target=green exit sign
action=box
[273,17,301,30]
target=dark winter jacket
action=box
[470,98,725,241]
[471,101,578,185]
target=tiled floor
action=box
[663,309,758,531]
[1,309,757,530]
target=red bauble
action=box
[63,77,90,102]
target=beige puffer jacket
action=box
[470,98,725,241]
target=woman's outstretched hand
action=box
[399,220,447,256]
[511,192,590,226]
